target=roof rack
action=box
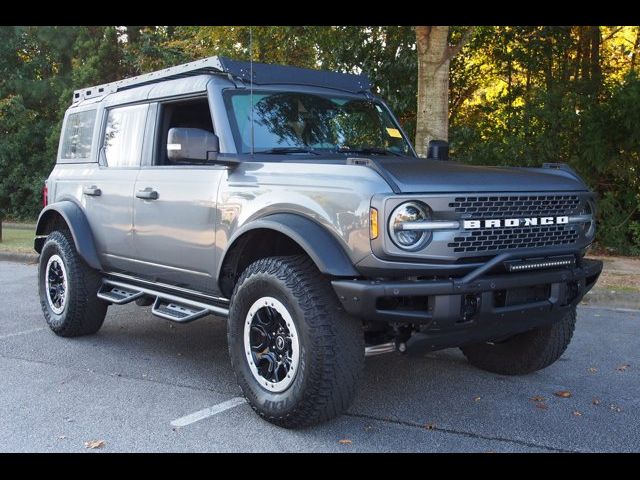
[72,56,371,104]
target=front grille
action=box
[447,194,584,254]
[448,225,579,253]
[449,195,581,219]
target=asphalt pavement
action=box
[0,260,638,452]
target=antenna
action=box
[249,26,254,155]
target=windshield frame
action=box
[222,87,417,158]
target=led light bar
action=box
[505,256,575,273]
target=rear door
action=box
[84,103,148,272]
[132,96,225,293]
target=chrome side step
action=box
[97,285,144,305]
[99,278,229,322]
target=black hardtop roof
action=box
[72,56,371,104]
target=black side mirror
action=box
[167,128,219,162]
[427,140,449,161]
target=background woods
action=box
[0,26,639,253]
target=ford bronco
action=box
[35,57,603,428]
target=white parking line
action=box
[0,327,45,340]
[170,397,247,427]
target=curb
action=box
[0,251,39,264]
[581,289,640,311]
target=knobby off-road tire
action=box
[227,255,364,428]
[460,307,577,375]
[38,230,108,337]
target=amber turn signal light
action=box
[370,207,379,239]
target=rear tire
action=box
[38,230,108,337]
[460,307,577,375]
[227,255,364,428]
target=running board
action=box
[151,298,209,323]
[97,284,144,305]
[99,279,229,321]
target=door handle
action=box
[83,186,101,196]
[136,188,159,200]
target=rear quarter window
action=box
[60,110,97,161]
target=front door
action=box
[84,103,148,273]
[132,96,225,293]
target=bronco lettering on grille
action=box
[463,216,569,229]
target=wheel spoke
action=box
[273,363,285,382]
[257,352,276,378]
[250,325,269,352]
[255,308,273,326]
[48,269,58,283]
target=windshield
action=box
[225,90,413,156]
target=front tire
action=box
[227,255,364,428]
[38,230,108,337]
[460,307,577,375]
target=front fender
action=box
[218,212,360,281]
[35,201,102,270]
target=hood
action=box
[374,157,588,193]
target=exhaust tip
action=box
[365,341,397,357]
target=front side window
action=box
[155,97,214,166]
[60,110,96,160]
[103,103,148,167]
[225,90,413,156]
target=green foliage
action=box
[0,26,77,220]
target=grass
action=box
[596,271,640,293]
[0,227,35,254]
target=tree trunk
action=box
[507,56,513,131]
[126,26,141,46]
[590,26,602,91]
[580,26,591,82]
[415,26,450,157]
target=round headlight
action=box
[583,200,596,239]
[388,201,430,250]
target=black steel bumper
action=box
[332,258,603,350]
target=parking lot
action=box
[0,260,638,452]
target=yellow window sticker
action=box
[386,128,402,138]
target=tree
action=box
[414,26,475,157]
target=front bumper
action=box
[332,257,603,350]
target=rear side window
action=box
[103,103,148,167]
[60,110,96,160]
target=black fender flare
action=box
[34,201,102,271]
[218,213,360,282]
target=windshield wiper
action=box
[255,147,320,155]
[336,147,401,157]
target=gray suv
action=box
[35,57,603,428]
